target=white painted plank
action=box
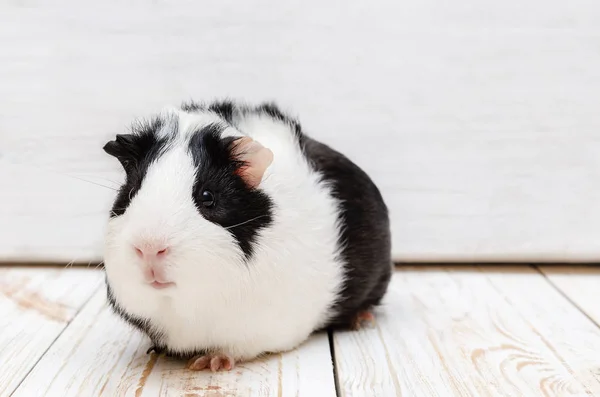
[13,288,336,397]
[2,1,600,262]
[333,266,600,396]
[0,267,103,396]
[539,266,600,326]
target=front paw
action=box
[187,353,236,372]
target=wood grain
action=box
[0,267,103,396]
[538,266,600,326]
[12,288,337,397]
[3,1,600,263]
[333,266,600,397]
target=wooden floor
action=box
[1,266,599,397]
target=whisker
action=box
[72,174,121,187]
[224,215,270,230]
[60,174,119,191]
[2,155,118,191]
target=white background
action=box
[2,0,600,263]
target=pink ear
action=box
[231,137,274,188]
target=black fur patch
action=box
[208,100,235,124]
[180,101,205,112]
[103,117,171,217]
[188,124,274,259]
[254,102,303,139]
[183,99,236,124]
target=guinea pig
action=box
[102,100,392,371]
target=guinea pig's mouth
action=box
[141,267,175,289]
[149,281,175,289]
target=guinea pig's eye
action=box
[201,190,215,208]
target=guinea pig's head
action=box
[102,109,274,302]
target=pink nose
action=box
[134,244,169,261]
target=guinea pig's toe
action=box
[351,310,376,330]
[210,355,235,372]
[187,355,211,370]
[187,353,235,372]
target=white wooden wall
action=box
[2,1,600,263]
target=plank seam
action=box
[532,265,600,330]
[328,330,341,397]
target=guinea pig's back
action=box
[234,106,392,329]
[299,135,393,328]
[233,110,347,330]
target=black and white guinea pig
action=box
[102,100,392,371]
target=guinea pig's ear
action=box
[103,134,137,169]
[230,137,273,188]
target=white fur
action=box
[104,108,345,360]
